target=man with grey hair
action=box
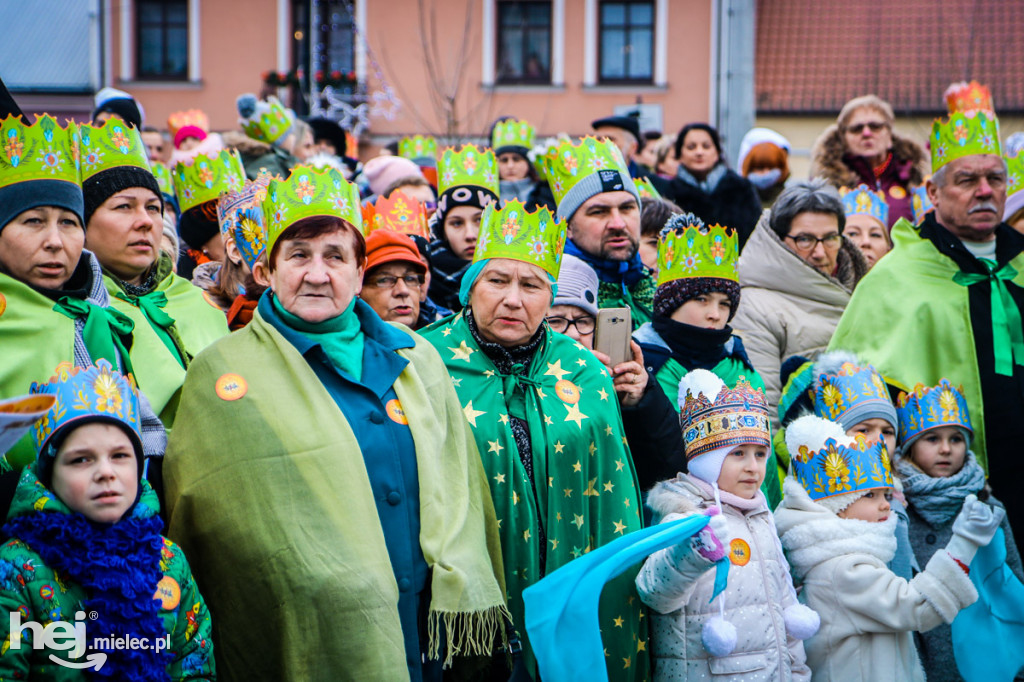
[831,110,1024,535]
[731,178,869,423]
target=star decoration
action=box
[548,476,554,487]
[449,341,475,362]
[493,473,506,484]
[573,513,585,529]
[597,387,609,401]
[487,440,504,454]
[523,529,530,541]
[605,425,614,436]
[563,488,574,498]
[536,387,547,399]
[613,616,624,628]
[572,546,583,558]
[624,497,631,507]
[583,478,599,497]
[576,357,587,367]
[545,359,571,380]
[484,369,495,377]
[563,402,588,429]
[499,413,509,424]
[556,512,563,521]
[572,460,582,472]
[613,519,627,534]
[637,639,646,652]
[554,441,565,454]
[512,491,519,505]
[588,441,597,456]
[621,436,628,446]
[442,327,452,337]
[603,480,615,493]
[452,377,462,387]
[623,657,631,669]
[462,401,486,426]
[544,415,553,425]
[615,459,625,471]
[550,538,559,549]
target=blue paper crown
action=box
[911,185,933,225]
[814,362,891,424]
[29,360,141,456]
[218,173,273,271]
[840,184,889,226]
[792,434,894,501]
[896,379,973,445]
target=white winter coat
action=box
[636,474,811,681]
[773,477,979,682]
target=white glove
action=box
[946,494,1006,566]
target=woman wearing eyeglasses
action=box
[731,179,870,430]
[810,95,929,227]
[360,229,432,329]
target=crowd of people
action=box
[0,76,1023,682]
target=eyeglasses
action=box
[785,233,843,252]
[546,315,596,335]
[368,274,425,289]
[845,121,888,135]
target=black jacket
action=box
[620,371,685,503]
[666,168,763,249]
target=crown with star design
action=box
[896,379,972,446]
[150,161,174,195]
[78,118,152,183]
[29,360,141,457]
[634,176,661,200]
[438,144,499,197]
[173,149,245,214]
[791,432,893,502]
[362,190,430,239]
[491,118,535,152]
[911,185,933,225]
[539,136,631,207]
[945,80,994,116]
[680,378,770,460]
[398,135,437,163]
[840,184,888,226]
[218,172,273,270]
[814,361,891,423]
[656,212,738,287]
[263,164,362,252]
[931,111,1001,172]
[474,199,567,278]
[0,114,80,192]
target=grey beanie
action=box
[553,254,599,315]
[556,167,641,223]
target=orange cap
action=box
[364,229,427,273]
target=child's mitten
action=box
[691,508,730,563]
[947,494,1006,569]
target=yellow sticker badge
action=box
[154,575,181,610]
[0,291,6,318]
[386,398,409,425]
[888,186,907,200]
[729,538,751,566]
[215,373,247,401]
[554,379,581,404]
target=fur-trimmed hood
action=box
[810,124,929,189]
[646,474,708,519]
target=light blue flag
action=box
[523,514,729,682]
[952,527,1024,681]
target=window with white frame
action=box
[598,0,654,83]
[496,1,552,84]
[136,0,190,80]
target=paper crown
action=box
[438,144,499,197]
[680,378,770,459]
[656,214,739,287]
[1006,152,1024,200]
[539,136,630,208]
[840,184,889,226]
[911,185,933,225]
[896,379,973,446]
[945,81,994,115]
[78,118,152,183]
[398,135,437,163]
[218,173,273,271]
[167,109,210,137]
[474,199,567,278]
[173,149,246,214]
[814,362,891,423]
[0,114,80,191]
[931,111,1001,172]
[362,190,430,239]
[634,176,661,200]
[241,96,293,145]
[29,360,141,456]
[150,161,174,196]
[792,433,893,501]
[492,118,535,151]
[263,165,363,252]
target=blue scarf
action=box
[676,163,728,194]
[563,239,647,287]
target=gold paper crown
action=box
[680,378,770,459]
[362,190,431,239]
[167,109,210,137]
[263,165,363,252]
[0,114,80,191]
[945,80,994,115]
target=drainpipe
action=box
[711,0,756,168]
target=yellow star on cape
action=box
[615,458,625,471]
[605,425,614,436]
[449,341,475,362]
[613,519,627,535]
[588,441,597,456]
[484,369,495,377]
[442,327,452,337]
[548,476,554,487]
[550,538,559,549]
[573,513,585,529]
[572,460,582,472]
[462,401,486,426]
[498,413,509,424]
[556,512,563,521]
[512,491,519,505]
[613,615,624,628]
[583,478,600,497]
[576,357,587,367]
[451,377,462,387]
[603,480,615,493]
[621,436,628,446]
[536,387,547,399]
[597,387,609,401]
[545,359,571,381]
[564,402,588,428]
[637,639,646,652]
[554,440,565,454]
[544,415,553,425]
[563,488,574,498]
[493,473,506,484]
[523,529,531,541]
[487,440,504,454]
[622,657,631,669]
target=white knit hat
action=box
[553,254,599,316]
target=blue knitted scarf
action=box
[563,238,647,287]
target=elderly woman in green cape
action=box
[0,113,165,478]
[421,200,650,680]
[164,165,509,682]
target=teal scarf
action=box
[271,293,365,381]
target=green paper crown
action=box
[474,199,566,279]
[241,96,293,144]
[0,114,80,191]
[539,136,629,207]
[263,165,362,252]
[150,161,174,196]
[634,176,661,200]
[173,150,246,214]
[492,118,535,151]
[1007,151,1024,198]
[398,135,437,162]
[931,111,1001,172]
[656,214,739,287]
[438,144,499,196]
[78,118,151,183]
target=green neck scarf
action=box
[953,258,1024,376]
[105,254,189,369]
[271,293,365,382]
[51,297,136,377]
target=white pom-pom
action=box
[678,369,726,411]
[701,615,737,657]
[811,350,861,386]
[785,415,849,457]
[783,604,820,640]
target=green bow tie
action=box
[114,290,186,369]
[52,297,136,377]
[953,259,1024,376]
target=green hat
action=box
[656,216,739,287]
[931,111,1001,172]
[438,144,499,196]
[491,118,535,156]
[473,199,566,279]
[398,135,437,163]
[539,136,639,221]
[173,149,246,214]
[634,176,661,201]
[238,94,294,145]
[263,165,363,253]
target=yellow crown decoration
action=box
[473,199,567,279]
[0,114,80,191]
[167,109,210,137]
[263,165,363,252]
[173,149,246,214]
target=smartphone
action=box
[593,308,633,366]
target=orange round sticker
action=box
[215,373,247,401]
[729,538,751,566]
[888,186,907,200]
[154,575,181,610]
[0,291,6,318]
[554,379,581,404]
[386,398,409,425]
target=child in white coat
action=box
[636,369,816,681]
[774,414,1003,682]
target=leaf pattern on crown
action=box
[0,114,80,190]
[896,378,972,445]
[474,199,566,278]
[656,218,738,287]
[792,435,893,503]
[262,165,362,252]
[931,111,1001,172]
[438,144,499,196]
[174,149,246,214]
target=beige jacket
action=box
[731,212,868,426]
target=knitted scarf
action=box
[270,292,365,381]
[896,452,987,527]
[563,238,647,287]
[427,239,471,312]
[675,163,728,194]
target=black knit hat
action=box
[83,166,163,226]
[653,277,741,320]
[91,97,143,130]
[178,200,221,250]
